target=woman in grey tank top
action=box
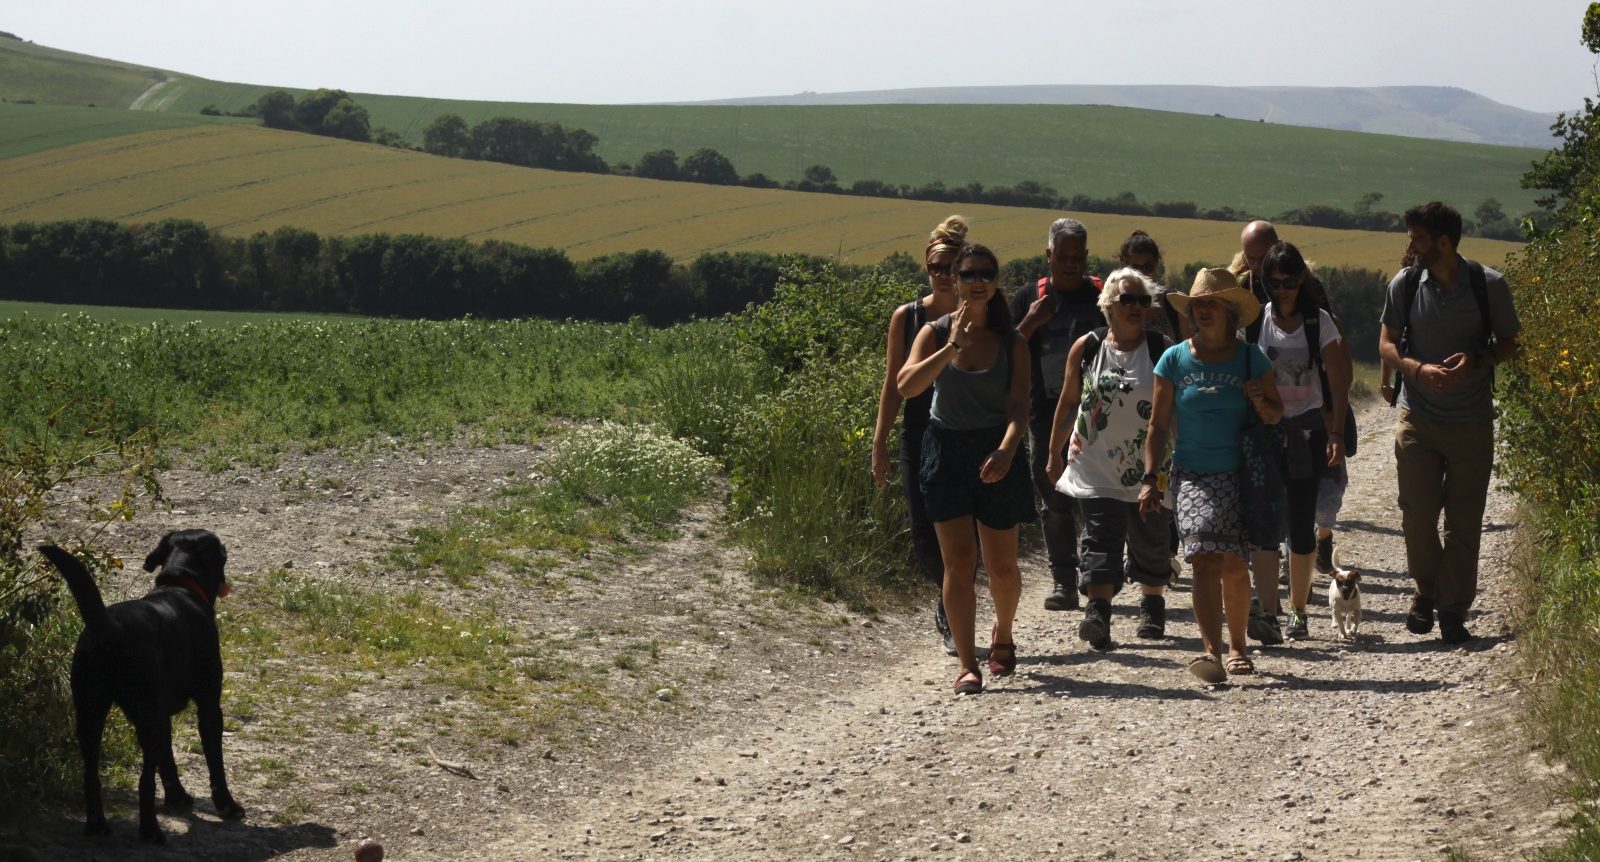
[897,244,1034,695]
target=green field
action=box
[0,34,170,109]
[0,36,1544,217]
[0,299,357,325]
[138,81,1545,217]
[0,123,1524,275]
[0,100,247,159]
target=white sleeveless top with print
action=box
[1058,336,1162,503]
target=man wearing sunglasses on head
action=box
[1012,218,1106,612]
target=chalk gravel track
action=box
[487,404,1569,862]
[9,405,1571,861]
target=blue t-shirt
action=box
[1154,341,1272,473]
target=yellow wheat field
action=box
[0,124,1521,273]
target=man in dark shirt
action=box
[1011,218,1106,612]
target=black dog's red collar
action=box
[172,574,213,604]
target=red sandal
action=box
[954,668,983,695]
[987,624,1017,677]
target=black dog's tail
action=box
[38,545,114,640]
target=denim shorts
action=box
[920,423,1036,530]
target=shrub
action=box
[735,259,917,373]
[0,409,162,807]
[544,421,718,527]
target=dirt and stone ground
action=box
[1,405,1574,862]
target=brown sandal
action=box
[954,668,983,695]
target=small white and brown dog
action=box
[1326,550,1363,640]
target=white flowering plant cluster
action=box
[543,421,718,527]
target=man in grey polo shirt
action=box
[1378,201,1520,644]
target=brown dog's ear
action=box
[1350,571,1362,583]
[144,531,176,572]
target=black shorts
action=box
[920,423,1036,530]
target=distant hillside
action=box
[684,84,1560,150]
[0,37,1546,218]
[0,33,172,109]
[0,120,1522,276]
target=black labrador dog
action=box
[38,529,245,843]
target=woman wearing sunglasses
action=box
[1045,269,1176,644]
[873,215,968,656]
[1255,242,1350,639]
[898,244,1033,695]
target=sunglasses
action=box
[957,268,999,284]
[1267,273,1303,291]
[927,262,955,278]
[1116,293,1153,307]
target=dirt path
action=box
[5,406,1572,862]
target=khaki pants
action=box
[1393,409,1495,614]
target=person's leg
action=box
[1124,501,1171,637]
[1286,455,1323,626]
[935,518,981,676]
[1076,497,1123,646]
[1189,554,1225,659]
[1251,548,1282,614]
[1436,421,1495,621]
[977,523,1022,650]
[1030,416,1080,608]
[1315,462,1348,574]
[903,430,952,652]
[1395,411,1447,615]
[1220,553,1253,663]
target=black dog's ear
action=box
[144,531,176,572]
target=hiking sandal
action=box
[954,668,984,695]
[1186,654,1227,684]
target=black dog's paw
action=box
[164,787,196,810]
[214,795,246,820]
[83,818,111,837]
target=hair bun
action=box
[931,215,969,246]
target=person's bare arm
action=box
[980,337,1033,483]
[1045,334,1091,485]
[871,305,911,486]
[1139,376,1175,519]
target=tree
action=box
[797,164,838,192]
[254,90,298,130]
[635,149,680,181]
[293,88,354,133]
[681,148,738,185]
[321,99,371,142]
[423,114,471,157]
[369,127,410,149]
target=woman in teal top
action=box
[1142,268,1283,684]
[898,243,1033,696]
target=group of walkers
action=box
[872,202,1520,694]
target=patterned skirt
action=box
[1173,466,1249,561]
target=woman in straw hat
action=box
[872,215,968,657]
[899,243,1033,695]
[1141,268,1283,683]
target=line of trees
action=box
[0,218,854,323]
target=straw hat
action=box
[1166,267,1261,328]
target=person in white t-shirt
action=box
[1256,242,1351,639]
[1045,268,1175,646]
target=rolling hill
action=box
[0,36,1546,218]
[0,120,1522,275]
[685,84,1560,150]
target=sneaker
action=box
[1315,535,1335,575]
[1043,582,1080,611]
[1405,594,1436,635]
[1078,598,1112,648]
[1439,611,1473,644]
[1248,608,1285,645]
[934,599,956,656]
[1136,594,1166,639]
[1285,609,1309,639]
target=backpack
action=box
[1036,275,1104,302]
[1078,326,1168,379]
[1389,261,1493,402]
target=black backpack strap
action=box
[1467,261,1492,348]
[1145,331,1169,366]
[1078,326,1107,379]
[901,301,921,355]
[1391,265,1424,395]
[1306,310,1332,408]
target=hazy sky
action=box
[10,0,1597,113]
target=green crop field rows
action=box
[0,124,1523,276]
[0,299,357,325]
[141,79,1544,217]
[0,101,246,160]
